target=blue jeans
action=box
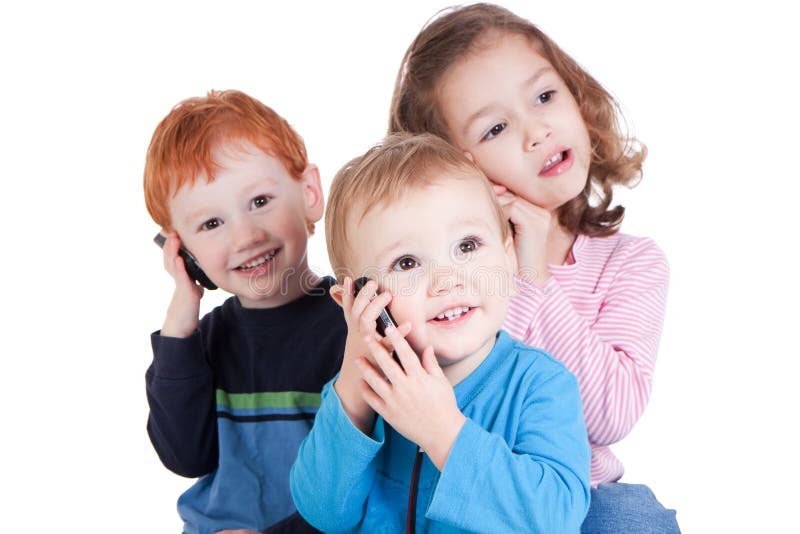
[581,483,680,534]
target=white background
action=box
[2,1,798,532]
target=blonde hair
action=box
[389,3,646,237]
[325,133,510,280]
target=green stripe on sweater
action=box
[216,390,322,410]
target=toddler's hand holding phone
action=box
[157,232,204,338]
[358,326,466,471]
[332,277,410,434]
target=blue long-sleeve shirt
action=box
[290,331,590,533]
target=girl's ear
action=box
[301,164,324,224]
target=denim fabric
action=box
[581,483,680,534]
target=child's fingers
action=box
[172,256,189,282]
[162,235,200,292]
[420,346,445,378]
[355,357,392,401]
[173,257,204,297]
[374,321,411,357]
[359,291,393,335]
[492,183,509,195]
[358,378,387,416]
[364,335,405,385]
[495,192,516,211]
[162,233,181,274]
[350,278,377,317]
[383,326,422,376]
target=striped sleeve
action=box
[505,236,669,447]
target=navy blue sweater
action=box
[146,277,346,533]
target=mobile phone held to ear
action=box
[153,233,218,290]
[353,276,397,336]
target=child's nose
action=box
[523,114,552,151]
[427,263,464,296]
[232,219,268,252]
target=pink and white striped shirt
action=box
[503,232,669,486]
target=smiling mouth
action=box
[433,306,473,322]
[235,249,279,271]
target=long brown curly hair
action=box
[389,3,646,236]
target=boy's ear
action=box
[329,284,345,308]
[301,164,324,224]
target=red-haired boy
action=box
[143,89,345,533]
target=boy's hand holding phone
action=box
[358,327,466,472]
[158,232,204,338]
[332,277,410,434]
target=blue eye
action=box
[536,90,555,105]
[392,256,419,271]
[251,195,270,209]
[482,123,506,141]
[201,218,222,231]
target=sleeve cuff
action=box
[149,329,208,378]
[427,418,486,525]
[320,379,385,458]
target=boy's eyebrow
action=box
[374,237,408,265]
[461,66,554,135]
[451,215,494,230]
[182,206,212,225]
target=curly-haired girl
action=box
[390,3,677,532]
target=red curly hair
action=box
[143,89,311,232]
[389,3,646,237]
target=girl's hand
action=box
[493,185,553,285]
[332,277,412,433]
[357,326,466,471]
[160,232,203,338]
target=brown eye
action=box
[483,123,506,141]
[251,195,270,209]
[536,90,555,105]
[459,240,477,253]
[457,238,481,255]
[201,218,221,231]
[392,256,419,271]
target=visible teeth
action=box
[238,250,276,270]
[436,306,470,321]
[544,152,563,168]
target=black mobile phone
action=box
[353,277,397,336]
[153,233,218,290]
